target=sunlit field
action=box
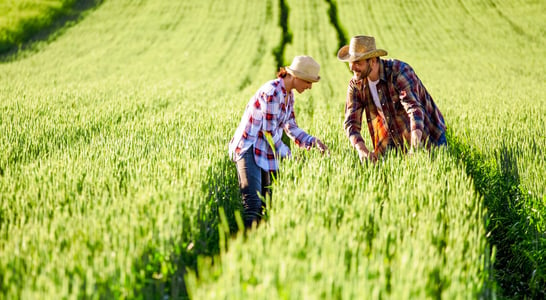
[0,0,92,53]
[1,0,544,299]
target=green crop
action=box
[0,0,544,299]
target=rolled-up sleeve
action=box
[344,82,365,146]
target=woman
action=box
[228,55,329,228]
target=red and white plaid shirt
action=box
[229,78,316,171]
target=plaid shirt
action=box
[229,78,316,171]
[344,59,446,155]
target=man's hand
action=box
[354,141,376,163]
[357,148,378,164]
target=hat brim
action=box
[336,45,388,62]
[286,67,320,83]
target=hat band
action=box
[287,67,320,82]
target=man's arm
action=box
[396,63,426,148]
[344,82,376,162]
[353,139,377,162]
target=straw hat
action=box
[285,55,320,83]
[337,35,387,62]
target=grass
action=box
[0,0,544,298]
[0,0,103,55]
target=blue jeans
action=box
[235,147,275,228]
[437,131,447,146]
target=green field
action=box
[1,0,544,299]
[0,0,98,54]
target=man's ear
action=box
[371,57,379,67]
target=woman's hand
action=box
[315,139,330,156]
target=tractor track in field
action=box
[273,0,293,69]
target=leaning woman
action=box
[228,55,329,228]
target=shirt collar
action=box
[278,77,293,103]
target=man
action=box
[338,35,446,163]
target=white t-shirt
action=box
[368,78,387,124]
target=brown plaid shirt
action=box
[344,59,446,155]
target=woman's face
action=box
[294,77,313,94]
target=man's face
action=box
[349,59,370,80]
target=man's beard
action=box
[361,61,371,79]
[354,61,371,81]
